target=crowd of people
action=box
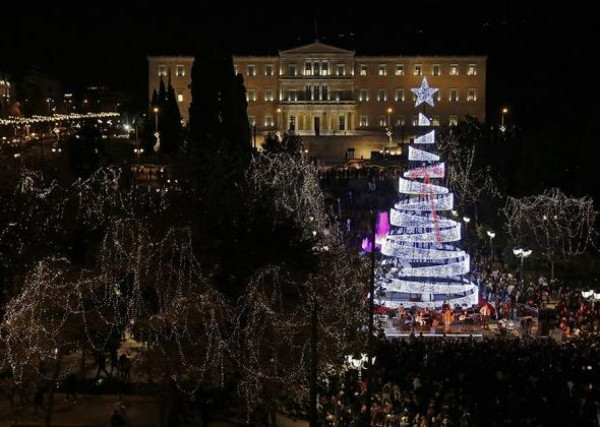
[312,336,600,426]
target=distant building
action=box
[81,85,128,114]
[148,41,486,161]
[1,74,15,117]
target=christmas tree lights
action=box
[377,78,478,308]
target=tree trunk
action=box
[45,357,62,427]
[80,346,86,379]
[309,297,318,427]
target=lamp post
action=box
[513,248,532,284]
[500,107,508,133]
[133,147,144,165]
[276,107,282,130]
[463,216,471,250]
[486,230,496,261]
[386,107,393,153]
[153,107,159,133]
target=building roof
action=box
[279,40,355,56]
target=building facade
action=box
[148,41,485,159]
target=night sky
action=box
[1,1,597,133]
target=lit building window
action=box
[289,64,297,76]
[360,116,368,127]
[337,64,345,76]
[287,90,297,101]
[378,64,387,76]
[265,65,274,76]
[247,89,256,102]
[289,116,296,130]
[412,116,419,126]
[436,91,441,102]
[234,65,238,75]
[158,65,167,77]
[414,65,422,76]
[432,65,440,76]
[176,90,184,103]
[395,89,405,102]
[313,62,321,76]
[248,116,256,126]
[377,89,387,102]
[305,62,312,76]
[467,64,477,76]
[449,89,458,102]
[449,115,458,126]
[321,85,329,100]
[360,64,368,76]
[322,62,329,76]
[395,64,404,76]
[450,64,459,76]
[175,65,185,77]
[432,116,440,126]
[359,89,369,102]
[247,65,256,76]
[379,116,387,127]
[265,116,274,127]
[265,89,274,102]
[395,117,405,126]
[467,89,477,101]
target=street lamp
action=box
[133,147,144,164]
[463,216,471,250]
[276,107,282,130]
[386,107,393,153]
[486,230,496,261]
[152,107,159,133]
[513,248,532,283]
[500,107,508,133]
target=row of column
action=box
[280,111,355,132]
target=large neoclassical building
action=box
[148,41,485,160]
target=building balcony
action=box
[279,75,354,80]
[279,92,356,104]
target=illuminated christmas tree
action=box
[377,77,478,308]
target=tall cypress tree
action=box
[185,49,253,300]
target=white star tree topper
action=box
[412,77,439,107]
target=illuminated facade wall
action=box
[148,41,486,133]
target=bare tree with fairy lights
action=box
[503,188,597,281]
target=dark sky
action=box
[1,1,597,130]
